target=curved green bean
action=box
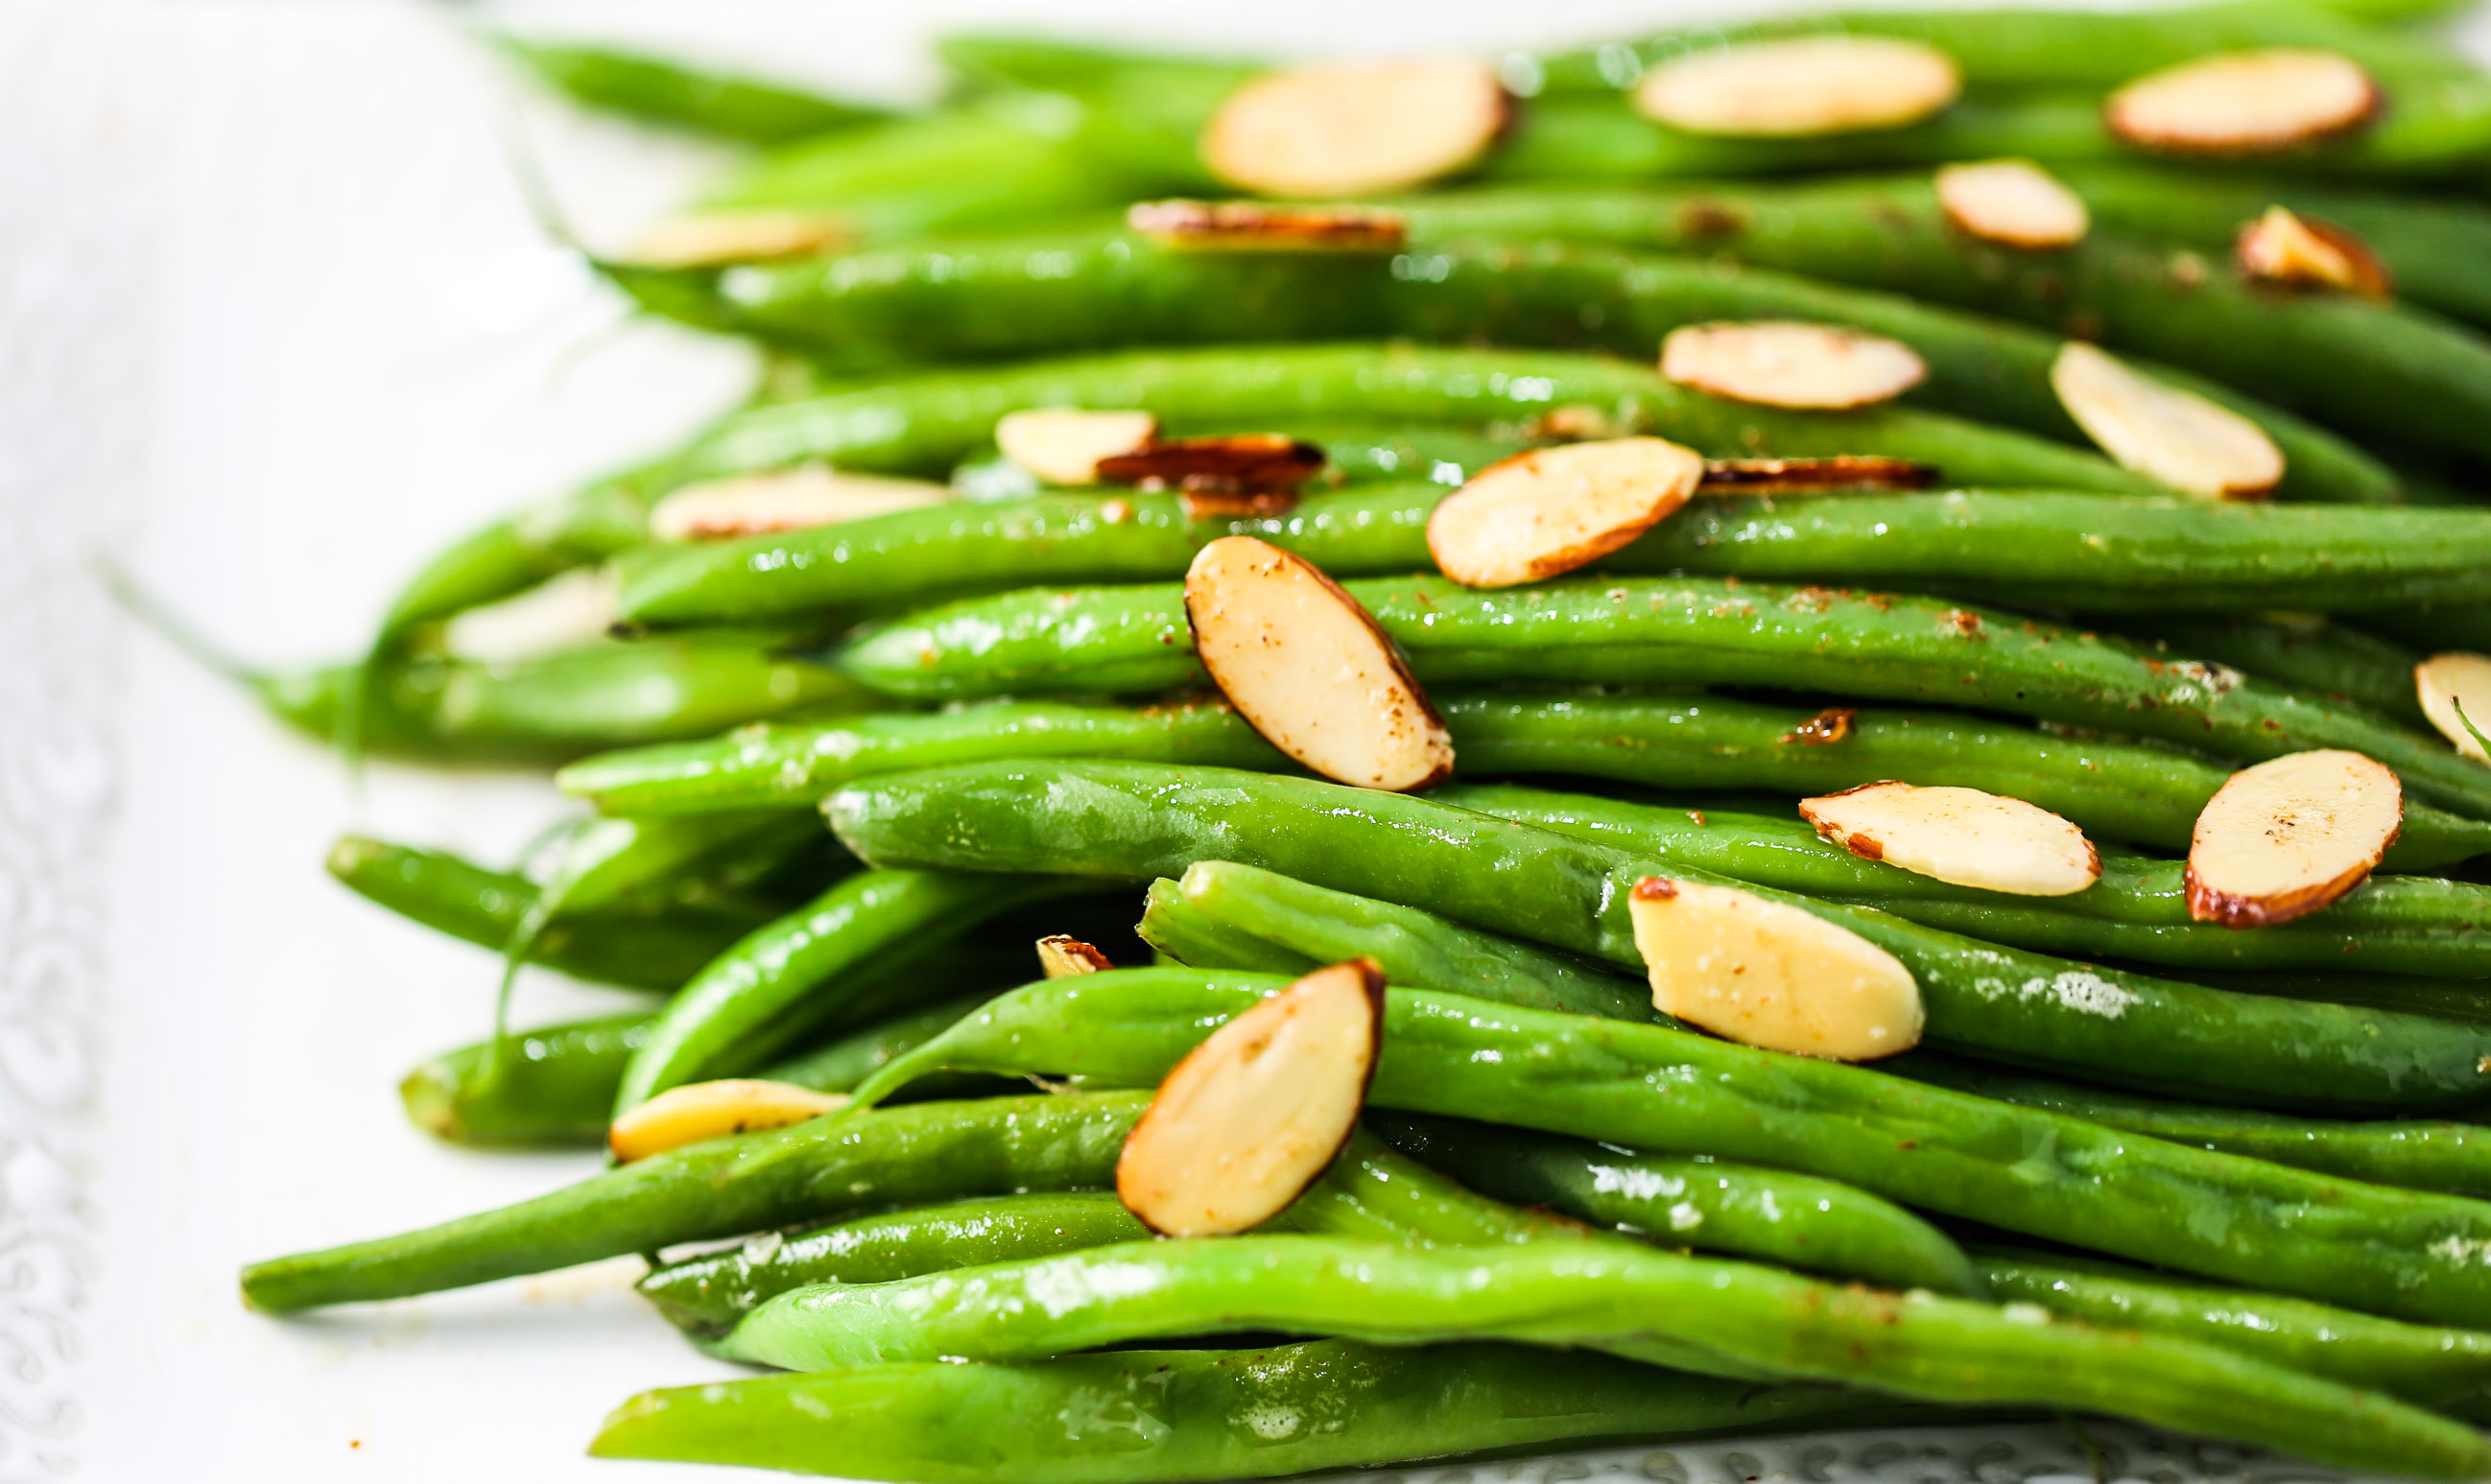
[496,36,888,143]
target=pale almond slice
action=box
[1116,957,1384,1236]
[649,466,952,541]
[1427,436,1706,588]
[2236,206,2393,298]
[1037,935,1116,978]
[1185,535,1455,791]
[1201,59,1508,198]
[2186,749,2403,928]
[996,409,1159,486]
[1633,36,1961,138]
[1627,877,1921,1061]
[1935,160,2089,250]
[628,210,853,268]
[609,1079,849,1163]
[2050,342,2283,500]
[2106,50,2378,156]
[441,566,618,662]
[1661,321,1928,411]
[2416,652,2491,763]
[1799,781,2101,897]
[1097,434,1326,496]
[1697,457,1940,494]
[1127,200,1408,251]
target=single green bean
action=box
[495,36,888,143]
[2125,613,2431,726]
[1131,876,1318,977]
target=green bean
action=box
[713,1233,2491,1477]
[1371,1112,1984,1297]
[839,966,2491,1328]
[494,36,888,143]
[755,995,999,1094]
[238,1091,1145,1311]
[2361,600,2491,655]
[836,576,2491,820]
[591,1339,1951,1484]
[2156,964,2491,1024]
[1132,877,1318,977]
[827,762,2491,1110]
[2125,613,2431,726]
[1444,784,2491,978]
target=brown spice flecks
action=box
[1127,199,1408,252]
[1780,707,1858,745]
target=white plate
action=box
[6,1,2485,1479]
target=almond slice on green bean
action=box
[2236,207,2392,298]
[608,1079,849,1164]
[1037,935,1116,978]
[995,409,1159,486]
[1697,456,1940,494]
[1185,536,1455,791]
[1427,436,1705,588]
[441,566,618,663]
[649,466,952,541]
[1097,434,1326,496]
[2186,750,2403,928]
[1627,877,1922,1061]
[1935,160,2089,250]
[1799,782,2100,897]
[2416,653,2491,763]
[1633,36,1960,137]
[1662,321,1927,411]
[628,210,852,268]
[1115,957,1385,1236]
[2050,342,2283,500]
[1127,200,1408,251]
[2105,50,2378,155]
[1201,59,1507,198]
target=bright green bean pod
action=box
[1371,1112,1985,1298]
[1132,877,1318,977]
[839,967,2491,1328]
[2158,964,2491,1024]
[755,995,997,1094]
[374,482,650,641]
[238,1091,1145,1312]
[835,576,2491,820]
[592,1339,1951,1484]
[495,37,888,143]
[827,762,2491,1110]
[714,1234,2491,1478]
[2126,613,2431,726]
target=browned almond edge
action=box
[1699,457,1941,493]
[1037,935,1116,978]
[1424,445,1689,587]
[1127,199,1410,251]
[1795,784,1903,863]
[2105,61,2381,156]
[1632,876,1679,901]
[1099,434,1327,496]
[1114,956,1388,1237]
[2184,800,2402,930]
[2234,208,2394,297]
[1779,707,1859,745]
[1182,538,1456,794]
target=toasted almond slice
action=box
[1037,935,1116,978]
[1179,489,1304,520]
[1127,200,1409,252]
[995,409,1160,486]
[1116,958,1384,1236]
[1427,437,1705,589]
[2416,652,2491,763]
[2186,750,2403,928]
[628,210,853,268]
[609,1079,848,1163]
[649,466,951,542]
[1185,536,1454,791]
[1800,782,2101,897]
[1780,707,1857,744]
[1697,457,1940,494]
[441,566,619,662]
[2106,49,2378,155]
[1098,435,1326,496]
[1633,36,1960,138]
[1662,321,1928,411]
[2236,206,2393,298]
[1935,160,2089,250]
[2050,342,2283,500]
[1203,59,1507,199]
[1628,877,1921,1061]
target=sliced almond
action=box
[1427,437,1705,589]
[1201,59,1507,198]
[2416,652,2491,763]
[2236,206,2393,298]
[1179,489,1304,521]
[1633,36,1960,138]
[2105,50,2379,155]
[2050,342,2283,500]
[1935,160,2089,250]
[628,210,853,269]
[1185,535,1454,791]
[609,1079,849,1163]
[1800,782,2101,897]
[1116,958,1384,1237]
[1127,200,1408,252]
[1698,457,1940,494]
[1037,935,1116,978]
[649,466,952,541]
[2186,750,2403,928]
[1661,321,1927,411]
[995,409,1160,486]
[1098,435,1326,496]
[1627,877,1921,1061]
[441,566,619,662]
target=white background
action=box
[3,1,2486,1480]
